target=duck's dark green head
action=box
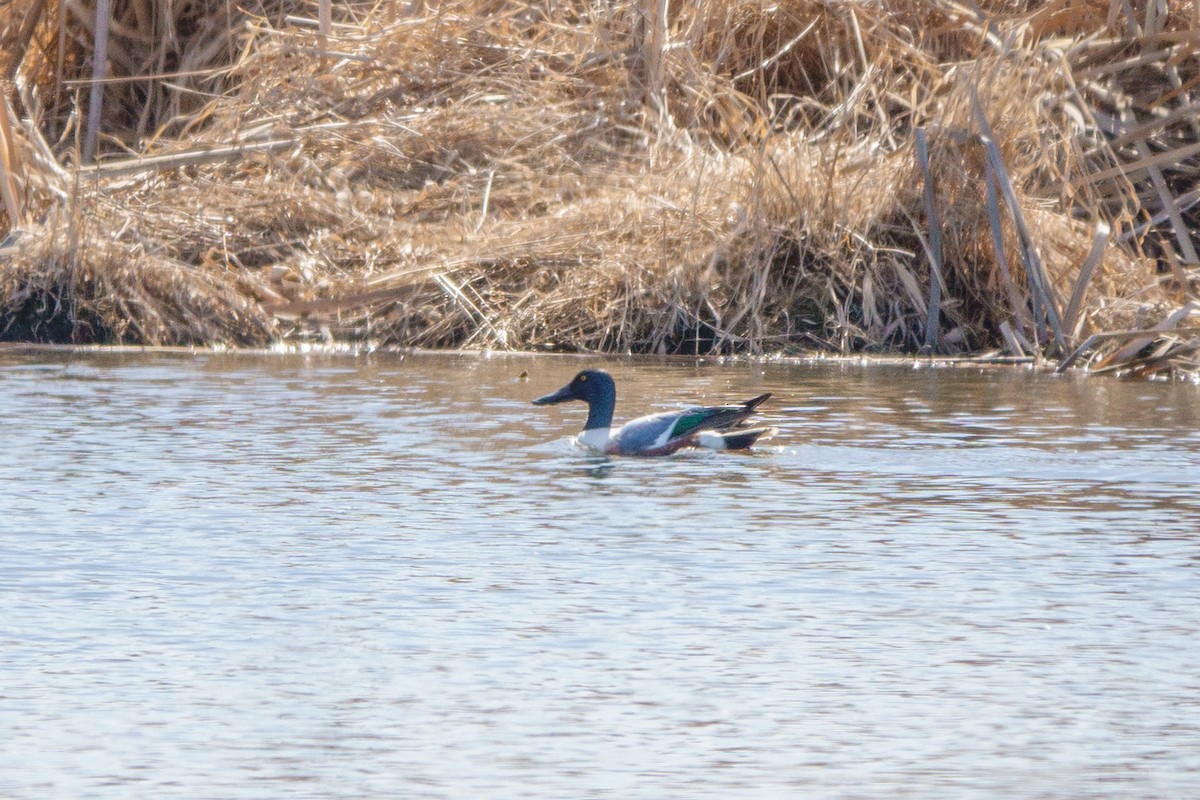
[532,369,615,406]
[532,370,618,431]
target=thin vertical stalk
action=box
[639,0,669,108]
[319,0,333,58]
[915,127,942,351]
[1061,222,1109,340]
[984,164,1030,337]
[0,94,23,228]
[969,83,1065,353]
[84,0,112,163]
[319,0,332,37]
[3,0,48,83]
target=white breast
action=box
[576,427,612,452]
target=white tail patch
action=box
[697,427,777,451]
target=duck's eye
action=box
[579,374,587,382]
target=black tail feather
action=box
[697,393,771,434]
[742,393,771,412]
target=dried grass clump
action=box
[2,0,295,155]
[0,0,1197,375]
[0,202,275,344]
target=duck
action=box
[532,369,774,456]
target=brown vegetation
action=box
[0,0,1197,376]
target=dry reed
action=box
[0,0,1196,376]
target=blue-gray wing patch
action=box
[610,412,679,453]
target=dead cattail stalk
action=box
[984,163,1029,338]
[638,0,669,108]
[998,320,1025,357]
[79,137,301,180]
[318,0,332,40]
[0,92,23,228]
[1061,221,1109,340]
[970,84,1065,353]
[2,0,47,83]
[1096,302,1197,371]
[318,0,332,69]
[83,0,111,163]
[915,127,942,351]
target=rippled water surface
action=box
[2,349,1198,798]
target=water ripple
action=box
[1,351,1198,798]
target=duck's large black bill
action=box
[532,385,574,405]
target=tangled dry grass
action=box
[0,0,1197,376]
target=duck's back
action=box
[609,411,687,455]
[603,393,772,456]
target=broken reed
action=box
[0,0,1196,375]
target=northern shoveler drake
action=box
[532,369,774,456]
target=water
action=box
[1,349,1198,798]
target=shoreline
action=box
[0,340,1060,372]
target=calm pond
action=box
[2,349,1198,798]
